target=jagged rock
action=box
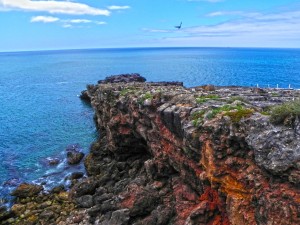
[71,178,98,198]
[68,172,84,180]
[79,81,300,225]
[5,79,300,225]
[80,90,91,102]
[76,195,94,208]
[67,151,84,165]
[11,183,43,198]
[98,73,146,84]
[66,144,85,165]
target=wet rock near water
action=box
[46,157,60,166]
[66,144,85,165]
[79,90,91,102]
[10,183,43,198]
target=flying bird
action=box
[175,22,182,29]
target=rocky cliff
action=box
[78,74,300,225]
[2,74,300,225]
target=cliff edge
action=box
[81,74,300,224]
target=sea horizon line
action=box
[1,46,300,54]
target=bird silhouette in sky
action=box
[175,22,182,29]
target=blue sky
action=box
[0,0,300,51]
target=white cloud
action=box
[30,15,107,26]
[144,8,300,47]
[69,19,91,24]
[63,24,72,28]
[0,0,110,16]
[206,11,259,17]
[142,28,172,33]
[31,15,59,23]
[95,21,106,25]
[107,5,130,10]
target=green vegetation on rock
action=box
[191,110,205,126]
[192,104,254,127]
[120,87,137,96]
[227,96,249,104]
[196,94,220,104]
[138,92,153,104]
[270,99,300,126]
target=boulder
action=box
[66,144,85,165]
[11,183,43,198]
[67,151,84,165]
[79,90,91,102]
[46,157,60,166]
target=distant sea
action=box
[1,47,300,202]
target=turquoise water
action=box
[1,47,300,201]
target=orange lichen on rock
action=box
[201,141,251,200]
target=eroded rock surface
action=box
[3,74,300,225]
[77,77,300,224]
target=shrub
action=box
[224,108,254,123]
[270,100,300,126]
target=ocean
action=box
[0,47,300,203]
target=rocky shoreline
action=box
[1,73,300,224]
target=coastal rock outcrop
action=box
[80,75,300,224]
[3,74,300,225]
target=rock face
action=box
[4,74,300,225]
[79,76,300,225]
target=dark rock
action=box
[67,151,84,165]
[149,81,184,86]
[108,209,130,225]
[71,179,98,197]
[68,172,84,180]
[40,210,55,220]
[0,206,14,222]
[51,184,65,194]
[76,195,94,208]
[98,73,146,84]
[93,193,114,205]
[80,90,91,102]
[11,183,43,198]
[129,189,160,217]
[66,145,85,165]
[46,157,60,166]
[100,199,118,213]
